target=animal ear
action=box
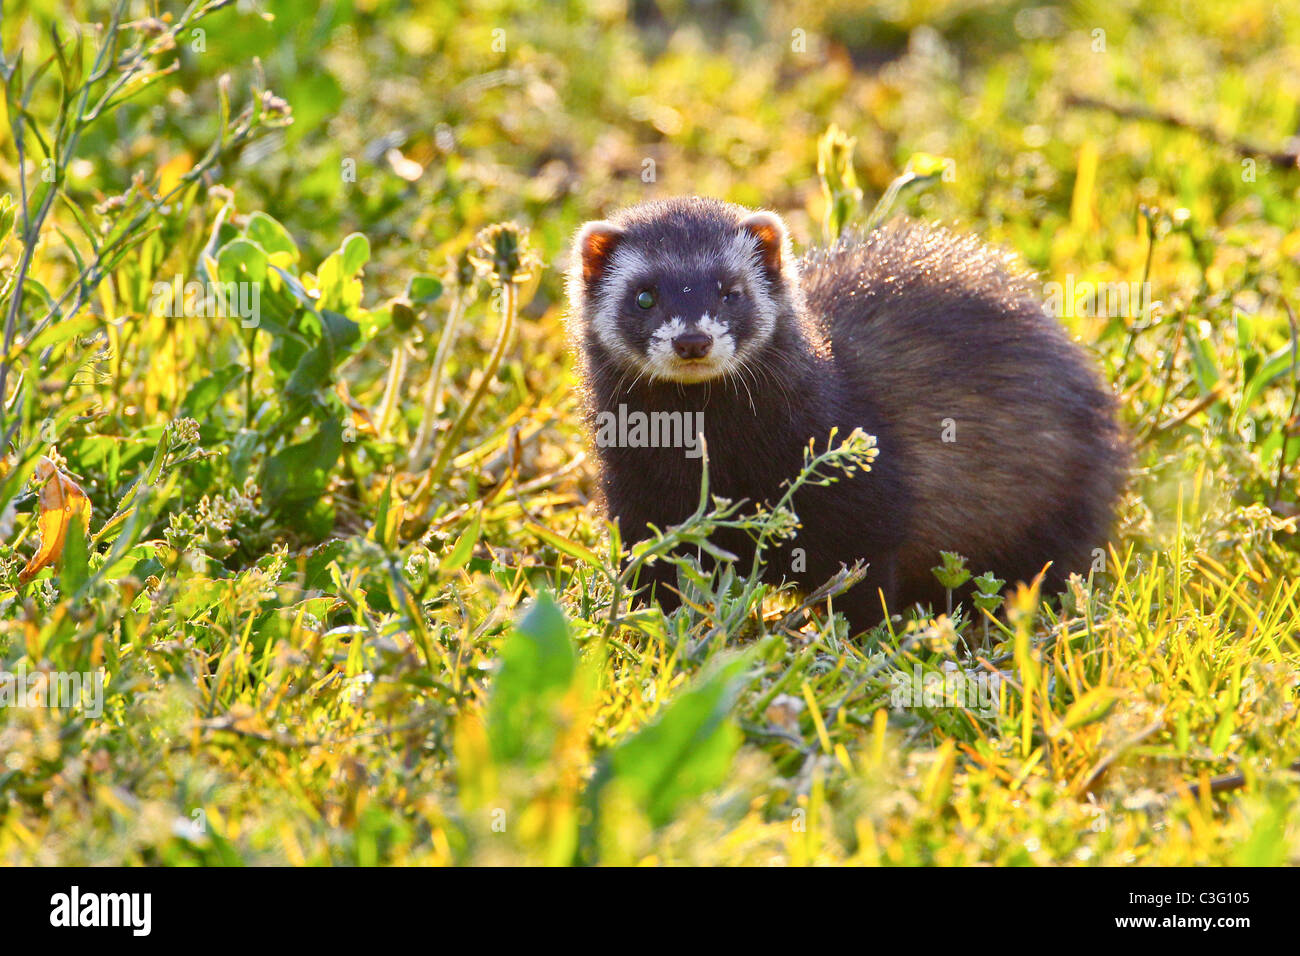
[575,220,624,286]
[739,211,788,282]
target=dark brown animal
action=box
[567,197,1128,631]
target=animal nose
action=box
[672,331,713,360]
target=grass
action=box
[0,0,1297,865]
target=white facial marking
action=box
[645,317,686,379]
[569,214,803,381]
[697,313,737,369]
[642,312,742,383]
[585,244,652,364]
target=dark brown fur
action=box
[569,198,1128,631]
[803,222,1129,611]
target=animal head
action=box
[566,197,802,383]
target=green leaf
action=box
[1210,709,1235,755]
[245,212,299,263]
[406,274,444,305]
[864,154,949,233]
[1234,342,1295,428]
[315,252,363,314]
[269,264,316,310]
[1184,321,1221,395]
[19,311,99,356]
[180,364,244,421]
[261,419,344,514]
[303,539,348,591]
[600,655,749,827]
[931,551,971,590]
[283,309,361,399]
[58,508,91,596]
[1234,308,1255,363]
[0,194,16,244]
[1059,687,1121,732]
[340,232,370,276]
[524,519,604,570]
[487,592,578,767]
[216,238,268,286]
[284,343,334,399]
[444,509,481,572]
[315,308,361,353]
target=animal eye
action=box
[635,289,656,310]
[722,287,742,302]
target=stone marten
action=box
[566,196,1128,632]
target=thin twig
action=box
[1141,311,1188,440]
[1183,758,1300,800]
[1065,92,1300,170]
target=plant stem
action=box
[1118,210,1157,381]
[244,328,257,428]
[409,286,465,470]
[424,280,517,495]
